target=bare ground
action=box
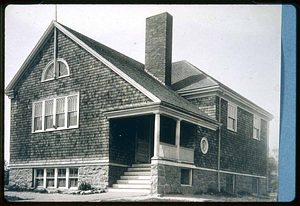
[4,191,277,202]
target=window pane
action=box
[47,179,54,187]
[68,112,77,126]
[181,169,190,185]
[34,117,42,131]
[254,117,259,129]
[45,115,53,129]
[58,179,66,187]
[45,63,54,80]
[37,169,44,177]
[68,96,78,112]
[45,100,53,115]
[58,61,68,76]
[34,102,43,117]
[58,169,66,177]
[69,168,78,177]
[228,104,236,118]
[56,98,65,114]
[228,118,234,130]
[56,114,65,127]
[70,179,78,187]
[47,169,55,177]
[36,179,43,187]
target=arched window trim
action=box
[41,58,70,82]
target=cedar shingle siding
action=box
[10,30,152,164]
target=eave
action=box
[178,85,274,121]
[103,102,220,131]
[5,21,56,98]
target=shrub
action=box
[78,181,92,191]
[237,190,251,196]
[206,187,218,195]
[194,190,203,195]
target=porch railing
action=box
[159,142,194,164]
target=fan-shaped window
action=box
[42,59,69,81]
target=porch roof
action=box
[102,102,220,131]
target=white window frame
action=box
[32,93,79,133]
[46,168,55,188]
[180,168,192,186]
[227,102,237,132]
[34,167,78,189]
[69,168,79,189]
[41,58,70,82]
[253,115,261,140]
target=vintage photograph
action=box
[4,5,281,202]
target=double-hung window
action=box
[69,168,79,188]
[32,93,79,132]
[45,100,54,130]
[34,102,43,131]
[46,169,55,188]
[56,98,65,128]
[57,168,67,188]
[253,115,260,140]
[227,103,237,132]
[36,169,44,187]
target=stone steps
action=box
[108,188,150,193]
[108,163,151,193]
[117,179,151,184]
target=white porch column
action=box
[176,120,181,161]
[153,113,161,158]
[54,168,58,188]
[43,168,47,188]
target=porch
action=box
[109,114,195,165]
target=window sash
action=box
[32,94,79,132]
[56,98,65,114]
[35,167,78,189]
[227,103,237,131]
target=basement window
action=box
[35,169,44,187]
[34,167,78,189]
[252,177,259,194]
[226,174,236,194]
[69,168,79,188]
[42,59,69,82]
[181,169,192,185]
[32,93,79,133]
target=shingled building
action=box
[5,12,273,195]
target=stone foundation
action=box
[151,163,267,195]
[9,168,33,187]
[78,165,109,189]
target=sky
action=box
[4,5,282,161]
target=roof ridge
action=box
[56,22,145,71]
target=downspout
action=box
[217,96,222,192]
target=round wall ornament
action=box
[200,137,209,154]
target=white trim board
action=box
[9,160,129,169]
[103,104,219,131]
[151,159,267,179]
[179,87,273,121]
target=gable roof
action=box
[171,60,273,120]
[5,21,216,123]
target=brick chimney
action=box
[145,12,173,86]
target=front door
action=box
[135,116,153,163]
